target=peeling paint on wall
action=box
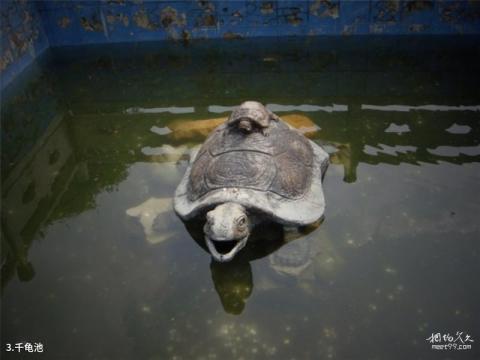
[260,2,275,15]
[80,16,104,32]
[373,1,400,23]
[439,1,480,24]
[405,1,434,13]
[36,0,480,45]
[106,13,129,27]
[0,0,49,89]
[193,0,217,28]
[310,1,340,19]
[160,6,188,40]
[133,8,156,30]
[58,16,71,29]
[2,0,480,87]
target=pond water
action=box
[1,36,479,359]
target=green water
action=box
[1,37,480,359]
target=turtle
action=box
[226,101,280,136]
[174,105,329,262]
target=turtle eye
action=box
[237,216,246,226]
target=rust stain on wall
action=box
[80,16,103,32]
[194,0,217,28]
[374,0,400,23]
[160,6,187,40]
[0,50,15,71]
[310,0,340,19]
[196,13,216,27]
[197,0,215,13]
[223,31,243,40]
[285,8,303,26]
[260,2,274,15]
[106,13,129,27]
[160,6,186,28]
[58,17,71,28]
[133,8,156,30]
[0,3,41,72]
[405,1,433,13]
[440,2,480,24]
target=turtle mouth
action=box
[205,235,248,262]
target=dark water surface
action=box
[2,37,480,359]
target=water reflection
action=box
[2,105,479,291]
[1,117,75,290]
[126,197,177,245]
[173,218,344,314]
[210,260,253,315]
[269,223,344,298]
[361,104,480,112]
[184,220,286,314]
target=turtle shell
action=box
[226,106,270,128]
[187,120,313,201]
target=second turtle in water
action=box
[174,101,329,262]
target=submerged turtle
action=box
[227,101,280,136]
[174,103,329,262]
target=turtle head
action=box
[204,203,250,262]
[228,101,270,135]
[238,119,253,133]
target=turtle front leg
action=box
[268,110,281,122]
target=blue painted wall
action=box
[36,0,480,47]
[0,0,49,89]
[1,1,480,88]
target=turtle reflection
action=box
[184,220,322,314]
[269,223,344,296]
[210,260,252,315]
